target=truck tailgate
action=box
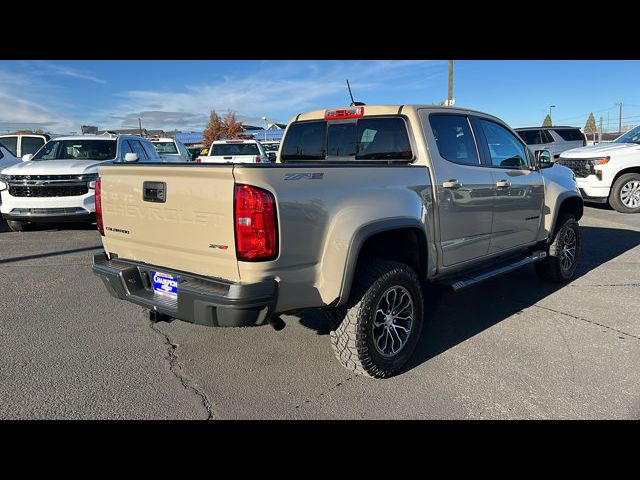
[98,164,239,282]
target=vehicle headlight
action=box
[0,174,11,182]
[82,173,99,188]
[588,156,610,166]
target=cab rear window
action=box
[210,143,260,156]
[552,128,585,142]
[280,117,412,162]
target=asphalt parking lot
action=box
[1,205,639,419]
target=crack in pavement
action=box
[517,301,640,341]
[295,376,357,410]
[150,320,215,420]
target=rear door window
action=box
[21,136,45,155]
[0,137,17,156]
[428,114,480,166]
[552,129,585,142]
[517,129,546,145]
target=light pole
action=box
[615,102,623,133]
[261,116,268,141]
[549,105,556,125]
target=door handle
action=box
[443,179,462,189]
[495,179,511,188]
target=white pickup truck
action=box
[0,134,162,231]
[557,125,640,213]
[196,139,271,164]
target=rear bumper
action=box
[92,253,278,327]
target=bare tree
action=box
[221,111,243,139]
[203,111,223,145]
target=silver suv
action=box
[515,126,586,161]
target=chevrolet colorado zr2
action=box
[92,105,583,378]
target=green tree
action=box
[542,114,552,127]
[584,112,597,141]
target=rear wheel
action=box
[535,213,580,282]
[7,220,29,232]
[330,259,424,379]
[609,173,640,213]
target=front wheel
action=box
[7,220,29,232]
[330,260,424,379]
[535,213,580,282]
[609,173,640,213]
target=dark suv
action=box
[515,126,586,161]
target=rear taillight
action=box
[95,178,104,236]
[234,184,277,261]
[255,156,261,163]
[196,157,201,163]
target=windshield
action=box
[262,143,279,152]
[152,141,178,154]
[33,140,117,161]
[210,143,259,156]
[614,125,640,144]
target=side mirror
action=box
[124,153,139,163]
[535,149,553,169]
[22,154,33,162]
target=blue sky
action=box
[0,60,639,134]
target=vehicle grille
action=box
[10,175,83,181]
[8,185,88,197]
[556,158,593,178]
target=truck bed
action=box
[97,162,431,312]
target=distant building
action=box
[81,125,98,134]
[242,129,285,141]
[175,132,205,147]
[97,128,148,136]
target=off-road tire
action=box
[609,173,640,213]
[7,220,29,232]
[329,259,424,379]
[535,213,580,282]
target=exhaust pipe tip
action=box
[268,315,286,331]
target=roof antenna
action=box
[346,79,365,106]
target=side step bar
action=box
[439,250,547,292]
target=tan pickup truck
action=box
[93,105,583,378]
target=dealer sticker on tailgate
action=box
[151,272,178,298]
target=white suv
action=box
[0,134,161,231]
[147,137,192,162]
[0,133,50,160]
[557,125,640,213]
